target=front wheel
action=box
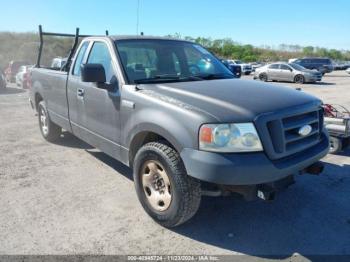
[294,75,305,84]
[38,101,61,142]
[133,142,201,228]
[259,73,268,82]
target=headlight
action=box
[199,123,263,152]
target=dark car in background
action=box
[4,60,29,83]
[293,58,334,75]
[221,59,241,78]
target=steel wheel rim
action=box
[141,160,172,212]
[39,107,48,135]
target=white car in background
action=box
[15,65,33,88]
[227,59,252,75]
[346,67,350,74]
[51,57,67,70]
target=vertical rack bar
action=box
[36,25,43,68]
[63,28,79,71]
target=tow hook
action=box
[257,185,276,201]
[304,161,324,175]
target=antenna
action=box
[136,0,140,35]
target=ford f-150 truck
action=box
[30,27,329,228]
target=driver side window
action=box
[72,41,89,76]
[87,42,114,83]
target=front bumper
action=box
[181,136,329,185]
[305,74,322,82]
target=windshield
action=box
[115,39,233,84]
[289,63,306,71]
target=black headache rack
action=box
[36,25,109,71]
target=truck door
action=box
[67,41,90,138]
[71,40,122,160]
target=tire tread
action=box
[134,142,201,227]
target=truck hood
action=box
[138,79,321,122]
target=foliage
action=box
[170,34,350,63]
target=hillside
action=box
[0,32,73,70]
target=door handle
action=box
[77,88,85,98]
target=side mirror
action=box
[81,64,106,83]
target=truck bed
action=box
[30,68,71,132]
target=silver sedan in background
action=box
[254,63,322,84]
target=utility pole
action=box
[136,0,140,35]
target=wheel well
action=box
[129,131,175,167]
[34,93,43,111]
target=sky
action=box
[0,0,349,50]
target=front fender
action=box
[124,107,197,153]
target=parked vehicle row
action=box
[30,28,328,227]
[332,61,350,70]
[4,60,29,83]
[254,62,322,84]
[227,59,252,75]
[16,65,33,89]
[220,59,241,78]
[291,58,334,75]
[250,62,265,72]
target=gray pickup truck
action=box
[30,29,329,227]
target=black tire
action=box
[38,101,61,142]
[133,142,201,228]
[259,73,268,82]
[329,136,342,154]
[244,72,251,75]
[294,74,305,84]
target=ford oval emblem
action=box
[298,125,312,137]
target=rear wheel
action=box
[259,73,268,82]
[294,75,305,84]
[133,142,201,228]
[38,101,61,142]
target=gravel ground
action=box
[0,71,350,259]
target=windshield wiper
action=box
[134,75,179,84]
[134,74,203,84]
[193,73,234,80]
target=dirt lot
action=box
[0,71,350,259]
